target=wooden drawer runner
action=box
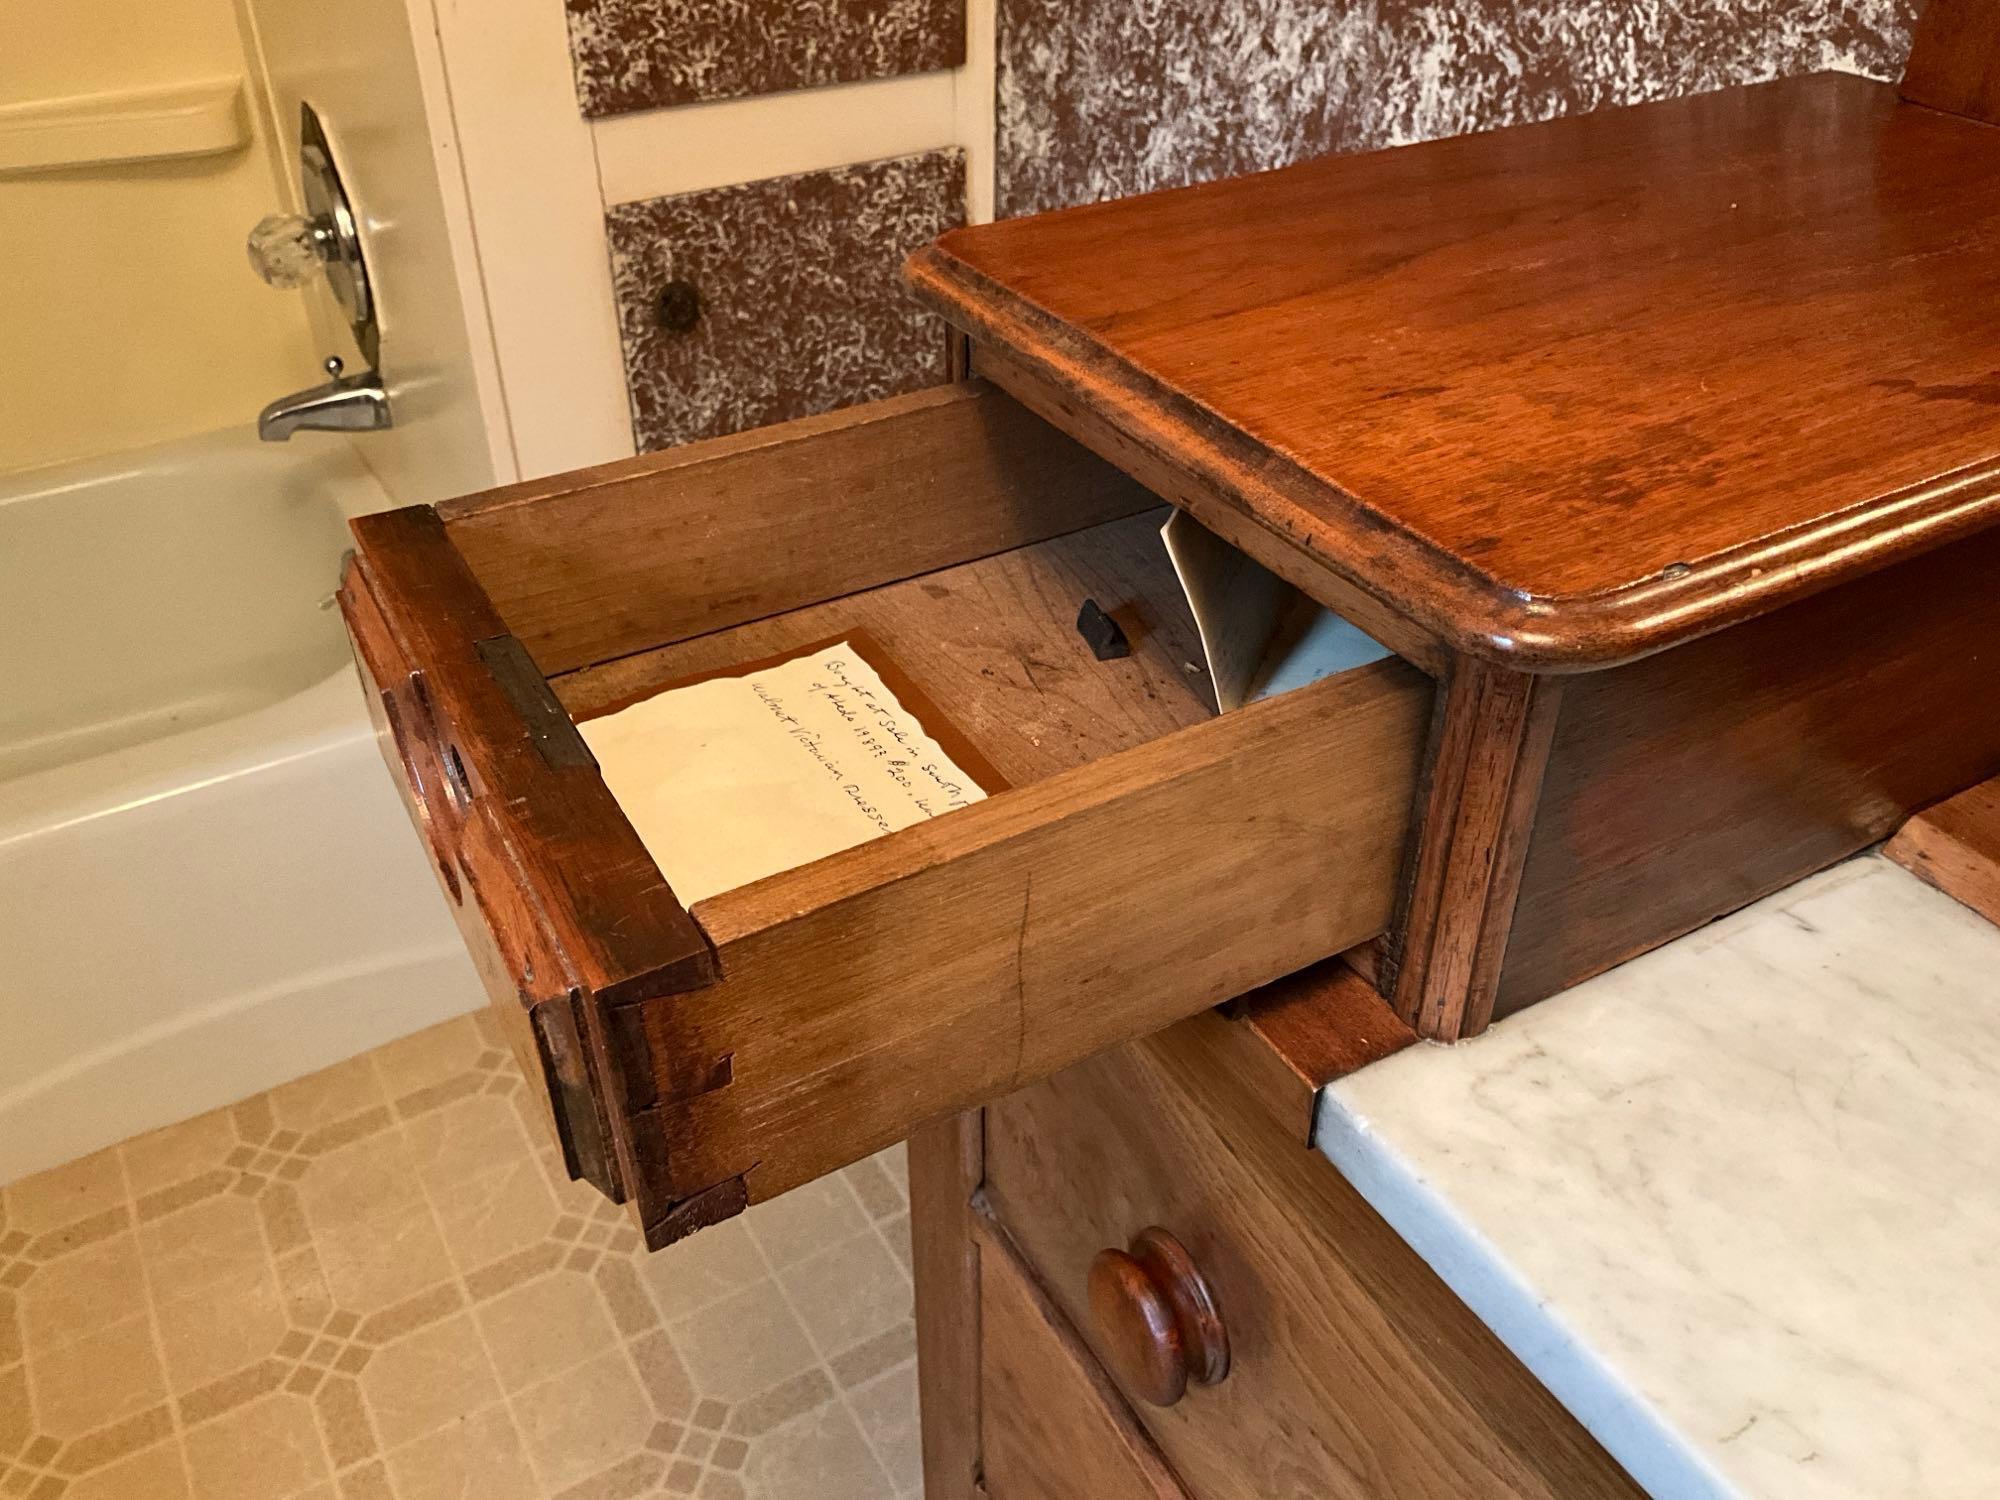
[338,380,1432,1247]
[982,1014,1646,1499]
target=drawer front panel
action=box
[983,1015,1645,1500]
[978,1211,1190,1500]
[341,384,1430,1249]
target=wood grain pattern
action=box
[340,509,715,1212]
[1390,664,1563,1041]
[443,382,1155,677]
[965,338,1447,676]
[622,656,1429,1217]
[1496,522,2000,1015]
[1884,777,2000,928]
[912,1112,986,1500]
[1901,0,2000,124]
[553,510,1214,783]
[1218,958,1418,1142]
[915,74,2000,669]
[1087,1229,1230,1409]
[606,152,964,451]
[977,1210,1193,1500]
[984,1016,1646,1499]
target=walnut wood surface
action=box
[1390,664,1563,1041]
[341,508,714,1212]
[1496,523,2000,1014]
[1885,777,2000,929]
[1901,0,2000,125]
[913,74,2000,668]
[911,1112,985,1500]
[553,510,1216,784]
[984,1016,1646,1499]
[443,382,1154,676]
[629,655,1427,1217]
[1219,958,1418,1142]
[965,338,1449,675]
[1088,1228,1230,1408]
[977,1211,1192,1500]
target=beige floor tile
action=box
[355,1310,499,1450]
[183,1391,331,1500]
[847,1360,922,1497]
[5,1027,928,1500]
[268,1056,387,1135]
[881,1215,915,1278]
[295,1129,426,1234]
[841,1155,905,1223]
[742,1177,866,1272]
[139,1193,273,1309]
[313,1202,456,1319]
[740,1395,892,1500]
[26,1313,166,1438]
[879,1142,908,1196]
[475,1269,617,1395]
[512,1348,656,1491]
[534,1149,621,1222]
[120,1111,236,1199]
[370,1016,486,1102]
[827,1322,916,1392]
[153,1251,289,1394]
[670,1283,818,1405]
[17,1230,148,1352]
[61,1437,192,1500]
[0,1363,29,1455]
[429,1157,560,1277]
[779,1229,912,1361]
[386,1402,538,1500]
[633,1217,769,1324]
[401,1093,538,1203]
[4,1149,126,1234]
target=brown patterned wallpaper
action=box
[995,0,1922,217]
[606,151,966,452]
[567,0,966,117]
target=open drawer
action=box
[338,380,1431,1247]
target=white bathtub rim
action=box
[0,666,370,845]
[0,942,483,1186]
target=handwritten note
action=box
[579,642,989,906]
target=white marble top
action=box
[1316,855,2000,1500]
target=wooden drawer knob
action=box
[1087,1227,1229,1407]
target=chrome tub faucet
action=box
[257,356,392,442]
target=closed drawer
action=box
[338,379,1431,1247]
[978,1208,1190,1500]
[982,1013,1646,1499]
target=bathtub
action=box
[0,430,486,1183]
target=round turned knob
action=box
[247,212,331,289]
[1087,1227,1229,1407]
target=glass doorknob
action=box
[246,212,332,290]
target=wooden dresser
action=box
[337,31,2000,1497]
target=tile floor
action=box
[0,1011,921,1500]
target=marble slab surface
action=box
[1317,855,2000,1500]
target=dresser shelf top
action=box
[912,73,2000,668]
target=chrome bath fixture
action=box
[257,356,391,441]
[248,101,392,439]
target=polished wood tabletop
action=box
[913,73,2000,667]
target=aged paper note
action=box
[579,640,990,906]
